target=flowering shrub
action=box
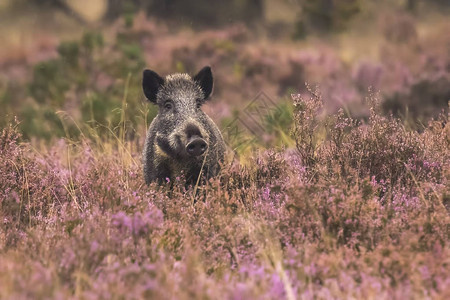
[1,88,448,299]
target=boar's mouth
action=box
[156,134,184,158]
[156,134,206,159]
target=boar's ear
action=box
[194,66,213,100]
[143,69,164,103]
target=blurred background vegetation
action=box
[0,0,449,151]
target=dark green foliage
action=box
[29,60,69,105]
[264,102,293,134]
[81,31,104,52]
[20,106,68,139]
[18,30,148,140]
[263,101,293,146]
[294,0,361,37]
[57,41,80,67]
[132,0,264,28]
[100,0,265,27]
[406,0,450,11]
[81,93,111,125]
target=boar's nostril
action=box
[186,138,208,156]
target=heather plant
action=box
[292,86,325,172]
[1,106,449,298]
[292,89,448,190]
[1,5,450,298]
[0,123,67,246]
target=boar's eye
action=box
[164,101,173,110]
[196,100,202,109]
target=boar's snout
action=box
[185,123,207,156]
[186,137,208,156]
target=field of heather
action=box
[1,1,449,299]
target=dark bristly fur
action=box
[142,66,226,185]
